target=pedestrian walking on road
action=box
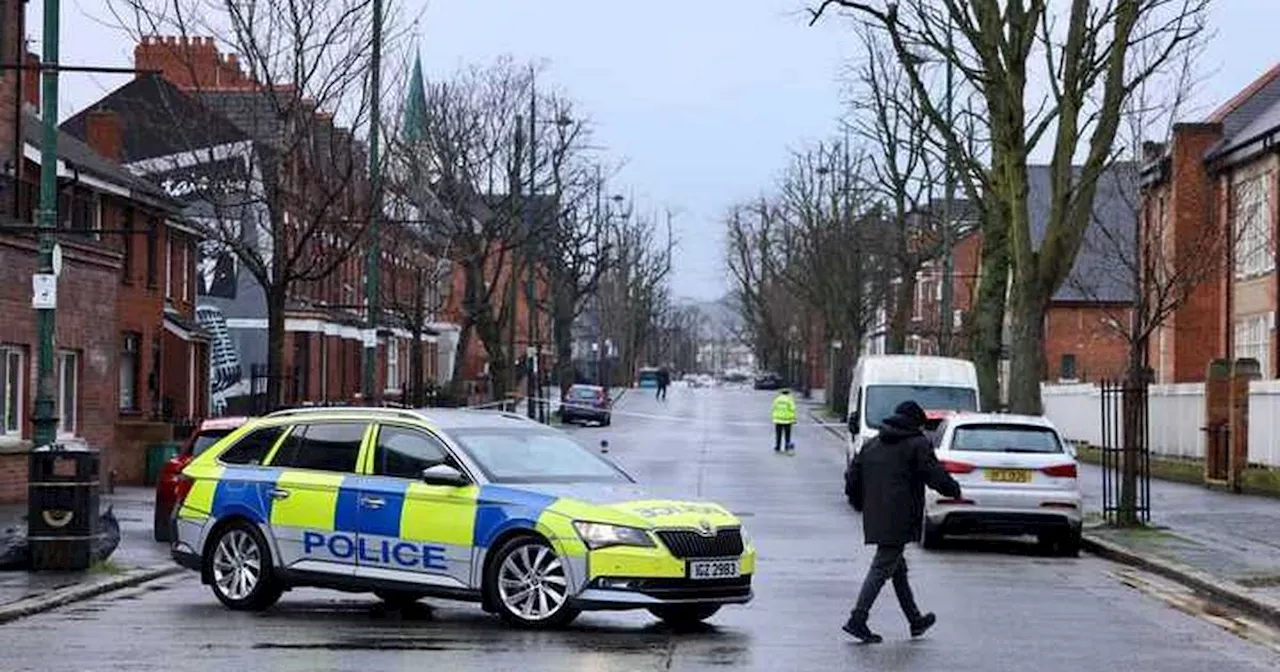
[770,388,797,454]
[843,400,961,643]
[656,368,670,401]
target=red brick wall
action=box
[0,445,28,504]
[133,36,253,91]
[1044,303,1131,382]
[0,236,121,452]
[1144,123,1227,383]
[0,0,22,198]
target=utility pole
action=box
[362,0,383,403]
[32,0,62,448]
[525,71,539,420]
[938,18,956,357]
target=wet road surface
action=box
[5,387,1280,671]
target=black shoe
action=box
[910,613,936,638]
[842,615,882,643]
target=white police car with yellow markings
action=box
[170,407,755,628]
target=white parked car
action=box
[924,413,1082,556]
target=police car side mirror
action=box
[421,464,469,487]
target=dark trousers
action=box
[656,385,667,400]
[852,544,922,622]
[774,423,793,451]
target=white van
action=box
[843,354,980,474]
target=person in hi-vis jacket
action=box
[771,388,797,454]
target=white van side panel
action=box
[843,356,980,466]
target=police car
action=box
[170,407,755,628]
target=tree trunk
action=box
[265,286,288,411]
[969,214,1009,412]
[552,300,575,398]
[1118,345,1149,526]
[1006,283,1049,415]
[831,337,857,417]
[448,322,472,403]
[889,268,916,354]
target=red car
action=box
[153,417,250,542]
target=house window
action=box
[913,277,924,320]
[120,333,140,412]
[0,347,24,435]
[121,208,134,284]
[146,219,158,288]
[182,240,190,302]
[1060,354,1078,382]
[1234,313,1272,377]
[56,350,78,437]
[1233,174,1273,279]
[165,233,173,298]
[386,340,400,391]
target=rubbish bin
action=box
[145,442,181,486]
[28,445,100,571]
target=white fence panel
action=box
[1248,380,1280,467]
[1041,383,1101,447]
[1146,383,1205,460]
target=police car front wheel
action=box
[485,536,580,629]
[206,520,282,611]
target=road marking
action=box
[1110,567,1280,653]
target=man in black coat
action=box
[843,400,962,643]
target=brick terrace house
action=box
[914,164,1138,386]
[1142,63,1280,382]
[0,1,208,500]
[64,37,450,413]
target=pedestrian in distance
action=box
[656,368,670,401]
[771,387,797,455]
[843,400,961,643]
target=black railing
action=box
[1100,379,1151,526]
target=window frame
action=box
[119,332,141,413]
[1,347,24,436]
[385,339,400,393]
[267,421,368,474]
[369,423,454,480]
[1232,173,1274,279]
[56,350,78,438]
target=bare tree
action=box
[404,57,589,403]
[109,0,400,407]
[597,209,674,384]
[725,199,799,375]
[812,0,1210,414]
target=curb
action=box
[1082,533,1280,628]
[810,409,846,442]
[0,564,184,625]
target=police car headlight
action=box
[572,521,655,551]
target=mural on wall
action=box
[196,305,243,416]
[198,239,237,300]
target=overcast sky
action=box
[23,1,1280,301]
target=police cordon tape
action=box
[492,395,850,428]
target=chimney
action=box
[22,53,39,109]
[85,108,124,162]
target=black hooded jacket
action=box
[846,411,962,546]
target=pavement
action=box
[0,389,1276,670]
[0,485,174,610]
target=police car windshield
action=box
[450,429,630,484]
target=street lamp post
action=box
[32,0,62,448]
[362,0,384,403]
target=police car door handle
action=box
[361,496,386,509]
[268,488,290,500]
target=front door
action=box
[352,423,478,589]
[266,422,368,577]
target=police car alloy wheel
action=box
[648,604,721,628]
[485,536,580,628]
[206,520,282,611]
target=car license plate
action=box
[985,468,1031,483]
[688,559,740,580]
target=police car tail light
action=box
[173,473,195,511]
[941,459,975,474]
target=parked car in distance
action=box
[559,384,612,426]
[153,416,251,542]
[923,413,1082,556]
[752,372,784,390]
